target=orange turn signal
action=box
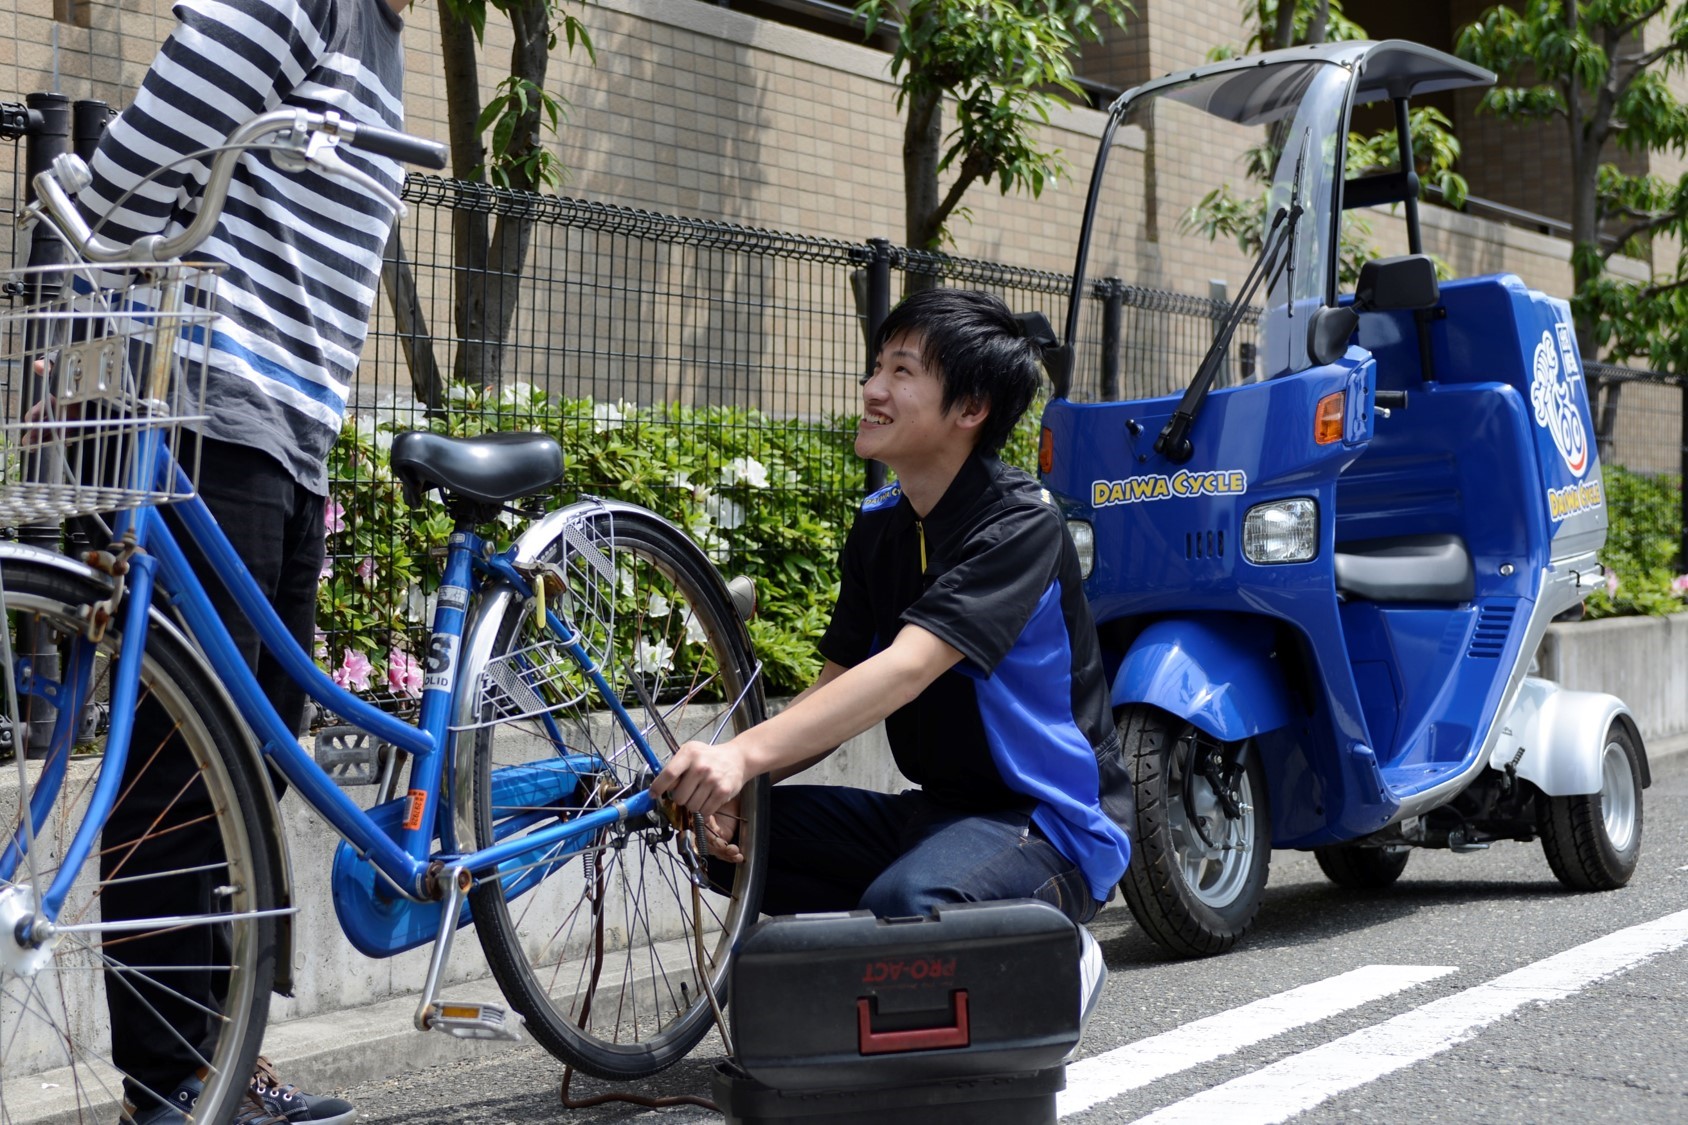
[1314,391,1345,445]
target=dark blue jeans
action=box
[103,439,324,1109]
[756,785,1099,924]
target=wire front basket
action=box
[456,506,618,732]
[0,261,218,526]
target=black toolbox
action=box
[713,900,1079,1124]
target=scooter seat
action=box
[1334,533,1474,602]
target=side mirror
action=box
[1307,305,1360,365]
[1355,254,1439,311]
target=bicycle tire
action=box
[0,554,277,1124]
[466,505,769,1080]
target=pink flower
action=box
[1673,574,1688,596]
[324,499,346,536]
[319,555,333,580]
[356,556,377,586]
[332,648,373,692]
[1605,571,1620,598]
[387,648,423,698]
[313,631,328,663]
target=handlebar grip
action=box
[1375,389,1409,409]
[344,122,447,170]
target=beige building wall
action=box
[2,0,1652,329]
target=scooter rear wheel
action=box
[1116,704,1270,957]
[1540,721,1644,891]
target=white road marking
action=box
[1058,964,1455,1116]
[1129,906,1688,1125]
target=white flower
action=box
[447,382,480,405]
[722,456,770,489]
[372,429,393,454]
[669,469,694,490]
[404,584,438,626]
[616,566,636,600]
[707,493,745,530]
[499,381,537,406]
[592,400,627,433]
[682,608,708,647]
[648,592,672,618]
[632,635,675,674]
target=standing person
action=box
[76,0,409,1119]
[653,287,1129,1014]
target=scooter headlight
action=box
[1066,519,1095,578]
[1243,498,1318,564]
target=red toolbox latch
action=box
[856,991,970,1055]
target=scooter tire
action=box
[1540,721,1644,891]
[1313,844,1410,889]
[1116,704,1270,958]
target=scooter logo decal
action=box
[1092,469,1248,507]
[1530,324,1590,479]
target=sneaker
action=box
[245,1057,356,1124]
[120,1073,202,1125]
[1077,925,1107,1027]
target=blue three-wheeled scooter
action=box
[1037,40,1651,956]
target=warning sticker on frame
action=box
[423,632,458,693]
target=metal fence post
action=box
[72,98,110,162]
[1099,277,1124,400]
[863,237,891,494]
[1680,377,1687,571]
[18,92,71,758]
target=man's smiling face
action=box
[855,330,967,473]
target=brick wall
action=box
[6,0,1645,308]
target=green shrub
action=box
[1582,465,1687,618]
[319,387,1048,701]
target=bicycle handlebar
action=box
[29,107,448,265]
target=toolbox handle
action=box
[856,991,970,1054]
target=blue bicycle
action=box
[0,110,768,1123]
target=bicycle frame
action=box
[7,444,672,926]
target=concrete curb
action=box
[256,731,1688,1104]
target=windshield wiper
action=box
[1155,132,1309,464]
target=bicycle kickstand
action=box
[413,864,527,1042]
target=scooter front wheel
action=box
[1540,721,1644,891]
[1116,704,1270,957]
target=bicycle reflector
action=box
[1314,390,1345,444]
[1039,427,1055,474]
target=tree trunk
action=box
[1271,0,1296,49]
[455,0,550,388]
[905,84,944,280]
[440,3,491,390]
[380,227,444,413]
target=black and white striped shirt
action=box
[79,0,406,493]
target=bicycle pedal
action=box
[314,725,390,787]
[427,1000,527,1042]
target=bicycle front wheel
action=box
[0,554,277,1124]
[465,504,768,1080]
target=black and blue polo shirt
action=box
[818,452,1131,902]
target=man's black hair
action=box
[869,288,1044,456]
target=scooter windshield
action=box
[1069,58,1350,401]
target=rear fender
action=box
[1111,616,1292,743]
[1490,677,1650,796]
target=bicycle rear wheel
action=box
[0,554,277,1123]
[464,504,768,1080]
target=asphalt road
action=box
[332,750,1688,1123]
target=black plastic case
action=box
[721,898,1079,1120]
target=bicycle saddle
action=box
[389,430,565,507]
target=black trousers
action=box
[101,438,324,1108]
